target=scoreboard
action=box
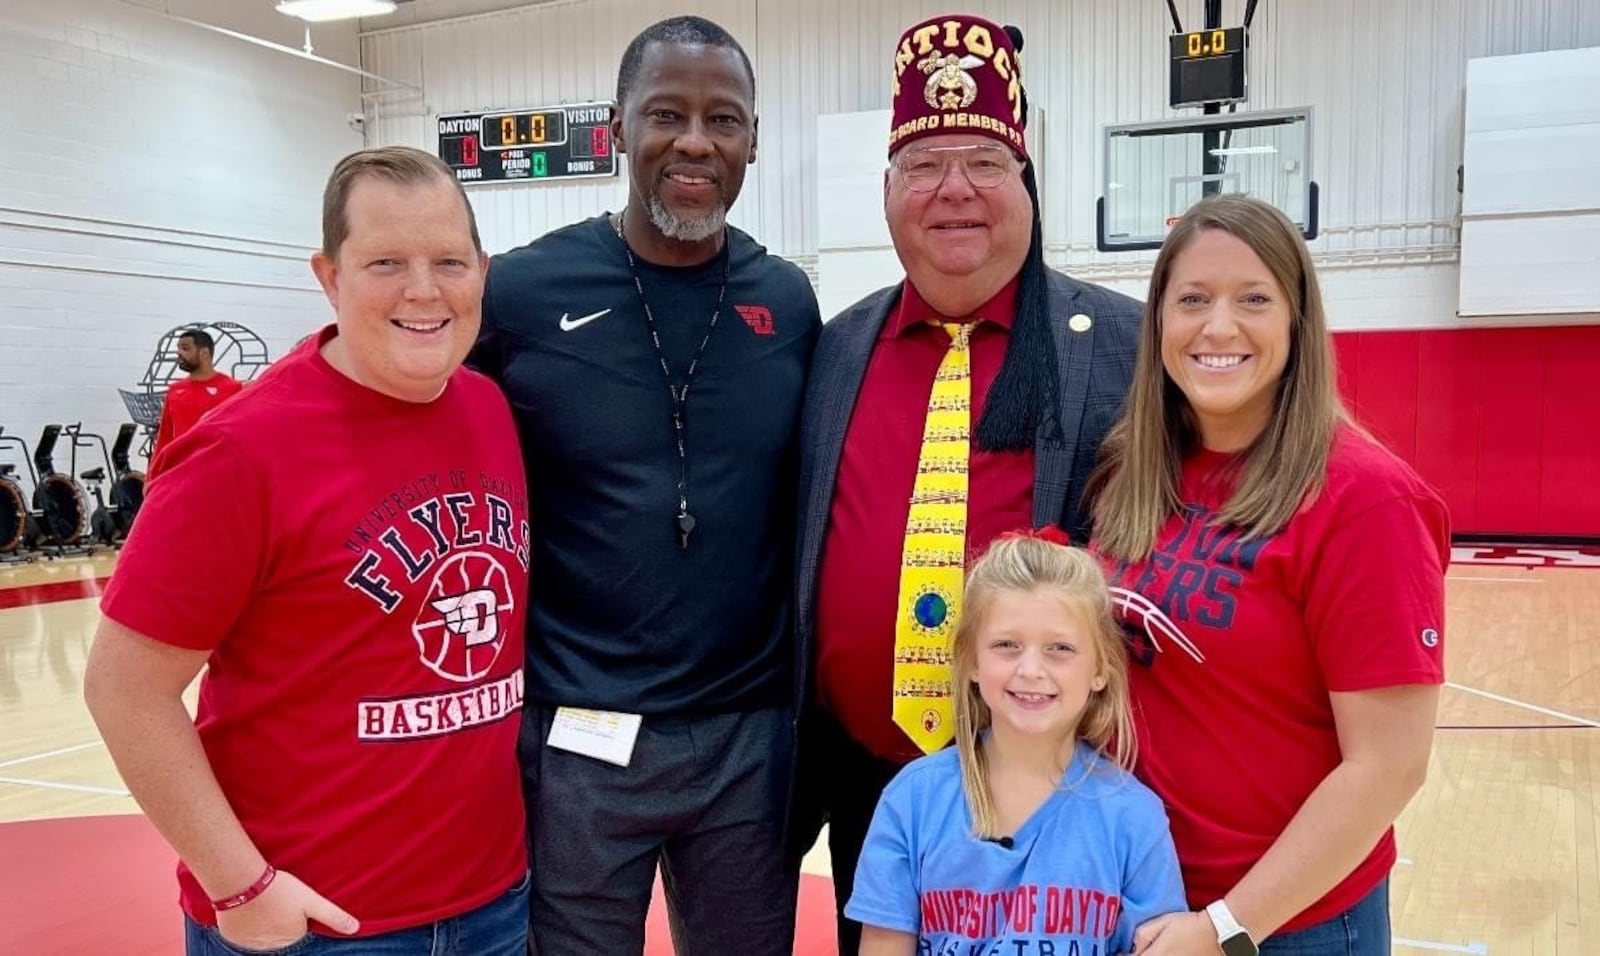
[437,101,618,185]
[1169,27,1247,109]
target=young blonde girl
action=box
[847,531,1186,956]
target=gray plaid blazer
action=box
[793,268,1142,699]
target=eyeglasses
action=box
[892,144,1018,193]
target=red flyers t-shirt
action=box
[1098,425,1449,932]
[148,374,244,481]
[100,327,530,935]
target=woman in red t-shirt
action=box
[1085,195,1449,956]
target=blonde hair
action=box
[1087,194,1349,561]
[953,535,1135,840]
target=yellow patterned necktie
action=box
[892,320,974,754]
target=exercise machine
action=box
[27,424,94,556]
[0,427,36,563]
[108,423,147,539]
[68,423,144,547]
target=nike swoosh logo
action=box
[558,309,612,332]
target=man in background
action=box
[147,328,242,481]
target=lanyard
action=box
[612,212,731,550]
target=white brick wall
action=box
[0,0,363,479]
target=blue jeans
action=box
[1260,878,1390,955]
[184,871,529,956]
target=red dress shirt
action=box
[814,278,1036,763]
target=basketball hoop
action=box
[1096,108,1318,252]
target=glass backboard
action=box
[1097,108,1317,251]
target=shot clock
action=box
[1169,26,1246,109]
[437,101,619,184]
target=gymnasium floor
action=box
[1,547,1596,954]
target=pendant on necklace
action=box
[677,511,697,550]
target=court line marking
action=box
[1446,682,1600,730]
[1394,938,1489,954]
[0,741,104,770]
[1445,575,1541,584]
[0,775,129,797]
[1437,723,1588,730]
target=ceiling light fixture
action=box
[275,0,398,23]
[1207,145,1278,157]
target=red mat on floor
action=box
[0,814,838,954]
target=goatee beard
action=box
[648,195,726,243]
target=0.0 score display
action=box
[1168,25,1247,108]
[1182,28,1234,57]
[481,109,565,150]
[437,101,618,185]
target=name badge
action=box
[547,707,642,767]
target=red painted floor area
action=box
[0,815,841,954]
[0,575,112,610]
[0,815,181,955]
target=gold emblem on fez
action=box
[919,52,984,110]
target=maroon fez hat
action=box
[887,13,1028,159]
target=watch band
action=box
[1204,900,1259,956]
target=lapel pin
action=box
[1068,313,1093,333]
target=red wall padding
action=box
[1331,326,1600,539]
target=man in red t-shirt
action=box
[146,328,243,483]
[84,147,531,956]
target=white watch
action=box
[1204,900,1259,956]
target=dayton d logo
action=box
[412,551,515,682]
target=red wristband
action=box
[211,864,276,912]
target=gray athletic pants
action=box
[520,704,797,955]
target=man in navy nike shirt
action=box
[467,14,820,956]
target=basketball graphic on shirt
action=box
[1109,586,1205,669]
[412,551,515,682]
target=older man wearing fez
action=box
[788,14,1142,953]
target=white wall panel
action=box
[0,0,362,472]
[1464,125,1600,214]
[815,111,893,253]
[1461,214,1600,317]
[1459,46,1600,317]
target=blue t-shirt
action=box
[847,741,1186,956]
